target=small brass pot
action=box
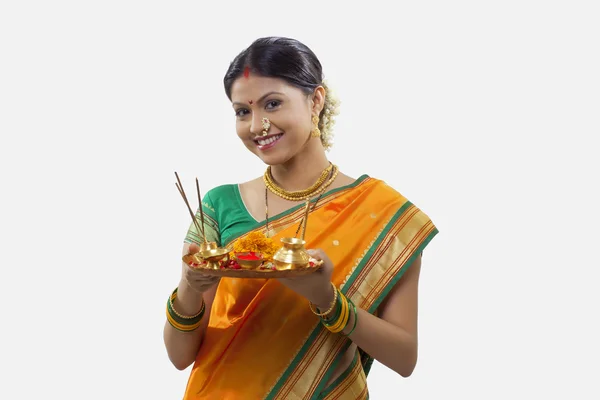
[273,237,310,271]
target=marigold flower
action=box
[230,231,278,261]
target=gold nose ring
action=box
[262,118,270,136]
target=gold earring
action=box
[310,115,321,138]
[262,117,270,136]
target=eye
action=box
[235,108,249,117]
[266,100,281,110]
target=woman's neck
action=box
[269,147,331,192]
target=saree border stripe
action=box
[358,208,428,305]
[271,329,346,400]
[265,321,324,400]
[307,339,352,400]
[265,329,339,399]
[320,350,366,400]
[379,224,438,310]
[327,364,366,400]
[318,350,359,399]
[367,222,438,311]
[341,201,414,296]
[346,205,427,309]
[303,338,351,400]
[358,385,369,400]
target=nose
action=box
[250,112,264,137]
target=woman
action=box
[164,37,439,399]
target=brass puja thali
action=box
[175,172,323,279]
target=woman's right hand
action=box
[181,243,221,294]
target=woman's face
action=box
[230,75,323,165]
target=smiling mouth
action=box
[254,133,283,147]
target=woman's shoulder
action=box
[347,173,400,194]
[201,183,240,213]
[203,183,235,200]
[363,176,436,224]
[204,177,262,207]
[355,174,420,206]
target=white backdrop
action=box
[1,1,599,399]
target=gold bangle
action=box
[309,282,338,317]
[169,288,205,320]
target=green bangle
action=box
[167,288,205,326]
[342,298,358,337]
[321,293,343,327]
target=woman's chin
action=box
[259,155,283,166]
[257,151,291,166]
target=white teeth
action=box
[257,134,282,146]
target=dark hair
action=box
[223,37,324,101]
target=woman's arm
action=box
[332,255,422,377]
[163,244,219,370]
[281,248,423,377]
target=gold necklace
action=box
[263,163,337,201]
[265,166,335,238]
[264,163,332,200]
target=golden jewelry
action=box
[166,288,205,332]
[264,164,338,201]
[264,166,333,238]
[309,282,338,316]
[169,288,205,319]
[261,117,270,136]
[266,166,338,202]
[264,163,331,199]
[310,115,321,138]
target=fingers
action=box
[186,268,218,281]
[307,248,325,260]
[184,271,219,292]
[306,248,332,275]
[188,243,200,253]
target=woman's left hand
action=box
[277,249,336,309]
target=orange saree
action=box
[182,175,438,399]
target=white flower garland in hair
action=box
[319,79,341,151]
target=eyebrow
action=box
[232,91,285,107]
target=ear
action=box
[310,86,326,116]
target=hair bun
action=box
[319,80,341,151]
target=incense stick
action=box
[175,181,202,238]
[195,178,206,240]
[174,172,204,242]
[300,199,311,241]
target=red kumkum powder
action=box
[236,252,261,261]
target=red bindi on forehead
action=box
[249,100,253,104]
